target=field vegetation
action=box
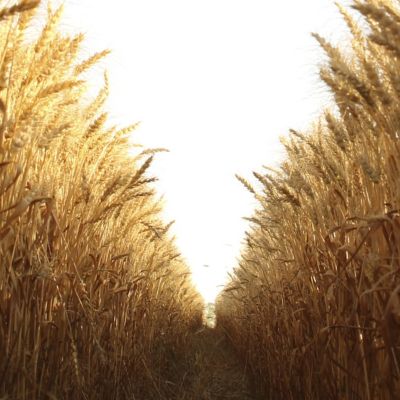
[0,2,203,399]
[217,0,400,399]
[3,0,400,399]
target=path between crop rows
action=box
[175,327,256,400]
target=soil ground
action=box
[173,327,256,400]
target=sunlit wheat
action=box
[217,1,400,399]
[0,3,203,399]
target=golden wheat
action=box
[0,3,202,399]
[217,1,400,399]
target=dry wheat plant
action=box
[0,1,203,399]
[217,0,400,399]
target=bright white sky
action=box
[59,0,352,302]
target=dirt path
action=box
[174,327,255,400]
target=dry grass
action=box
[217,1,400,399]
[0,2,203,399]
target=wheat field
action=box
[1,0,400,399]
[0,2,203,399]
[217,1,400,399]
